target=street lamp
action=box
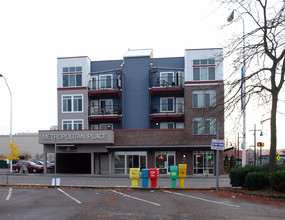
[227,10,247,167]
[0,74,13,173]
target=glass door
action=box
[155,151,175,174]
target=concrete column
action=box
[108,152,112,175]
[44,153,47,174]
[91,152,94,174]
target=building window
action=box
[100,124,113,130]
[63,66,82,73]
[63,74,82,87]
[160,97,174,112]
[90,124,113,130]
[62,120,83,130]
[160,122,174,129]
[194,151,214,174]
[176,123,184,128]
[193,90,216,108]
[193,117,216,135]
[160,72,174,86]
[62,95,83,113]
[114,152,147,174]
[193,59,215,81]
[99,75,112,89]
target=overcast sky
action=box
[0,0,284,148]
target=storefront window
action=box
[194,151,214,174]
[115,155,125,174]
[114,152,147,174]
[155,151,175,174]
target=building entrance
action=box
[56,153,91,174]
[155,151,175,174]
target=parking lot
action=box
[1,186,285,219]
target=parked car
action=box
[33,160,54,169]
[12,161,43,173]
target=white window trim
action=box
[99,74,113,89]
[62,73,82,87]
[193,117,216,135]
[99,123,113,130]
[62,119,83,130]
[193,90,216,108]
[160,97,174,112]
[176,97,184,113]
[62,94,84,113]
[91,76,98,90]
[160,72,174,86]
[160,122,175,129]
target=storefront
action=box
[39,130,114,174]
[39,130,222,176]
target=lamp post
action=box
[227,10,247,167]
[0,74,13,173]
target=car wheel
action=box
[15,168,19,173]
[32,168,37,173]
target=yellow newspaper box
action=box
[178,164,187,178]
[129,168,140,187]
[178,164,187,188]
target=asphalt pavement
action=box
[0,168,231,189]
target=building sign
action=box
[39,130,114,144]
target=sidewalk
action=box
[0,168,231,189]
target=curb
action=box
[0,183,215,191]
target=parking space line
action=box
[111,190,161,207]
[5,187,12,201]
[57,188,82,204]
[164,191,240,208]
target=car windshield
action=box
[29,161,37,165]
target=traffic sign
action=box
[211,139,225,150]
[276,155,281,161]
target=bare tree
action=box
[219,0,285,173]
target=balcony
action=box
[150,103,184,121]
[89,105,122,122]
[149,74,184,94]
[88,78,122,96]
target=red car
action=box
[12,161,43,173]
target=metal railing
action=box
[150,75,184,88]
[89,105,121,116]
[88,78,121,91]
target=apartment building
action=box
[39,48,224,175]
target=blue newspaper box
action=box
[141,169,149,188]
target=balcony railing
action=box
[89,105,121,116]
[88,78,121,91]
[149,75,184,89]
[151,103,184,115]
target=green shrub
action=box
[229,165,260,187]
[270,170,285,192]
[245,172,270,191]
[276,164,285,171]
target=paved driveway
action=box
[1,186,284,219]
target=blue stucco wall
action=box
[122,56,151,129]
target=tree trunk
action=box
[268,92,278,173]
